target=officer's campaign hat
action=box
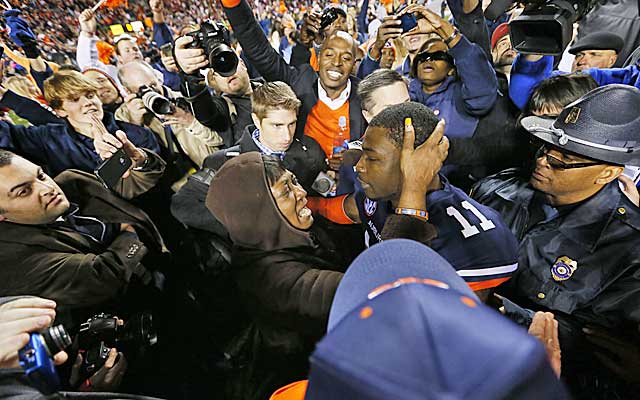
[521,84,640,166]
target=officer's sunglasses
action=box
[535,144,602,170]
[414,50,454,65]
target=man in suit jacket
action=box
[0,145,166,321]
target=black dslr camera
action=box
[77,313,157,378]
[187,21,239,77]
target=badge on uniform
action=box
[551,256,578,282]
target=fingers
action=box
[104,348,117,369]
[420,119,446,152]
[0,297,56,310]
[0,315,53,338]
[402,117,415,153]
[174,35,194,50]
[0,307,56,324]
[528,311,546,338]
[114,130,130,146]
[0,334,30,368]
[52,350,68,366]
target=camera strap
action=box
[222,95,237,125]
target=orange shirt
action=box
[305,100,350,158]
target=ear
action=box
[610,54,618,67]
[362,108,373,123]
[595,165,624,185]
[251,113,262,131]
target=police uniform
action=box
[355,176,519,291]
[472,85,640,398]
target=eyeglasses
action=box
[414,50,453,65]
[535,145,601,170]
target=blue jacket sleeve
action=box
[223,0,301,86]
[448,35,498,116]
[0,119,51,159]
[447,0,491,60]
[586,65,640,88]
[357,0,370,37]
[509,54,555,110]
[0,90,62,126]
[31,63,53,95]
[153,22,174,47]
[357,53,381,79]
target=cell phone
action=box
[398,12,417,33]
[160,43,173,58]
[94,148,133,190]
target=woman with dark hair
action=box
[205,149,440,399]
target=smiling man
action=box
[219,0,367,170]
[472,84,640,398]
[0,148,166,320]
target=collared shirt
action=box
[354,176,520,291]
[317,79,351,111]
[49,204,119,245]
[251,129,286,160]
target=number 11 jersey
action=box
[355,176,519,291]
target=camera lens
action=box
[41,325,72,355]
[141,91,172,115]
[209,43,239,77]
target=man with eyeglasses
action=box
[472,84,640,398]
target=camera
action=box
[319,7,346,31]
[18,325,72,395]
[187,21,238,77]
[312,171,336,197]
[485,0,596,55]
[77,313,157,378]
[137,85,172,115]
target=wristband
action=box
[395,207,429,221]
[443,28,459,47]
[367,46,381,62]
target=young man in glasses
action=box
[472,84,640,398]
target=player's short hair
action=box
[251,81,301,122]
[368,102,439,149]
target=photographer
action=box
[174,29,261,148]
[0,297,166,398]
[116,61,223,170]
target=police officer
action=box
[472,84,640,399]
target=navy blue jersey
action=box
[355,177,519,290]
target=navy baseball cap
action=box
[306,241,569,400]
[521,84,640,166]
[327,239,476,331]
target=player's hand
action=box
[528,312,561,378]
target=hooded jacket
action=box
[206,153,346,400]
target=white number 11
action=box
[446,201,496,238]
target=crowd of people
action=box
[0,0,639,399]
